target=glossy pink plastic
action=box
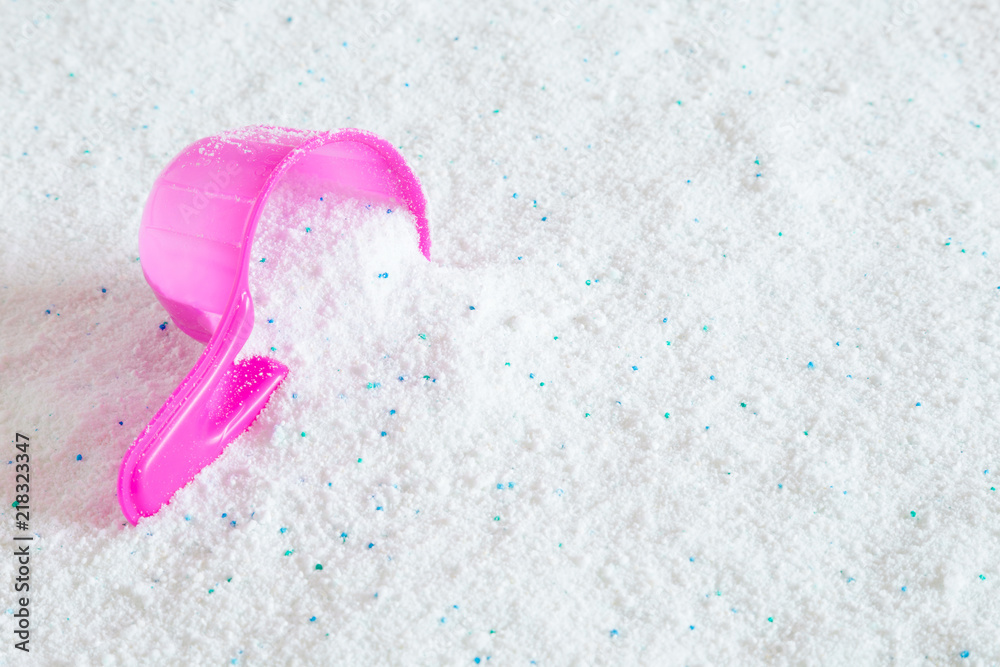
[119,126,430,525]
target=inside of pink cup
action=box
[138,131,429,344]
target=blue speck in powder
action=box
[76,454,82,461]
[960,651,969,659]
[807,361,814,368]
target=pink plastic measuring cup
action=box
[119,125,430,525]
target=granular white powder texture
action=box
[1,0,1000,664]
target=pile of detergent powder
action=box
[242,180,433,388]
[3,0,999,662]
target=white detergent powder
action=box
[2,0,1000,664]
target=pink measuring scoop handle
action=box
[118,126,431,525]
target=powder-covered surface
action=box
[2,1,1000,664]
